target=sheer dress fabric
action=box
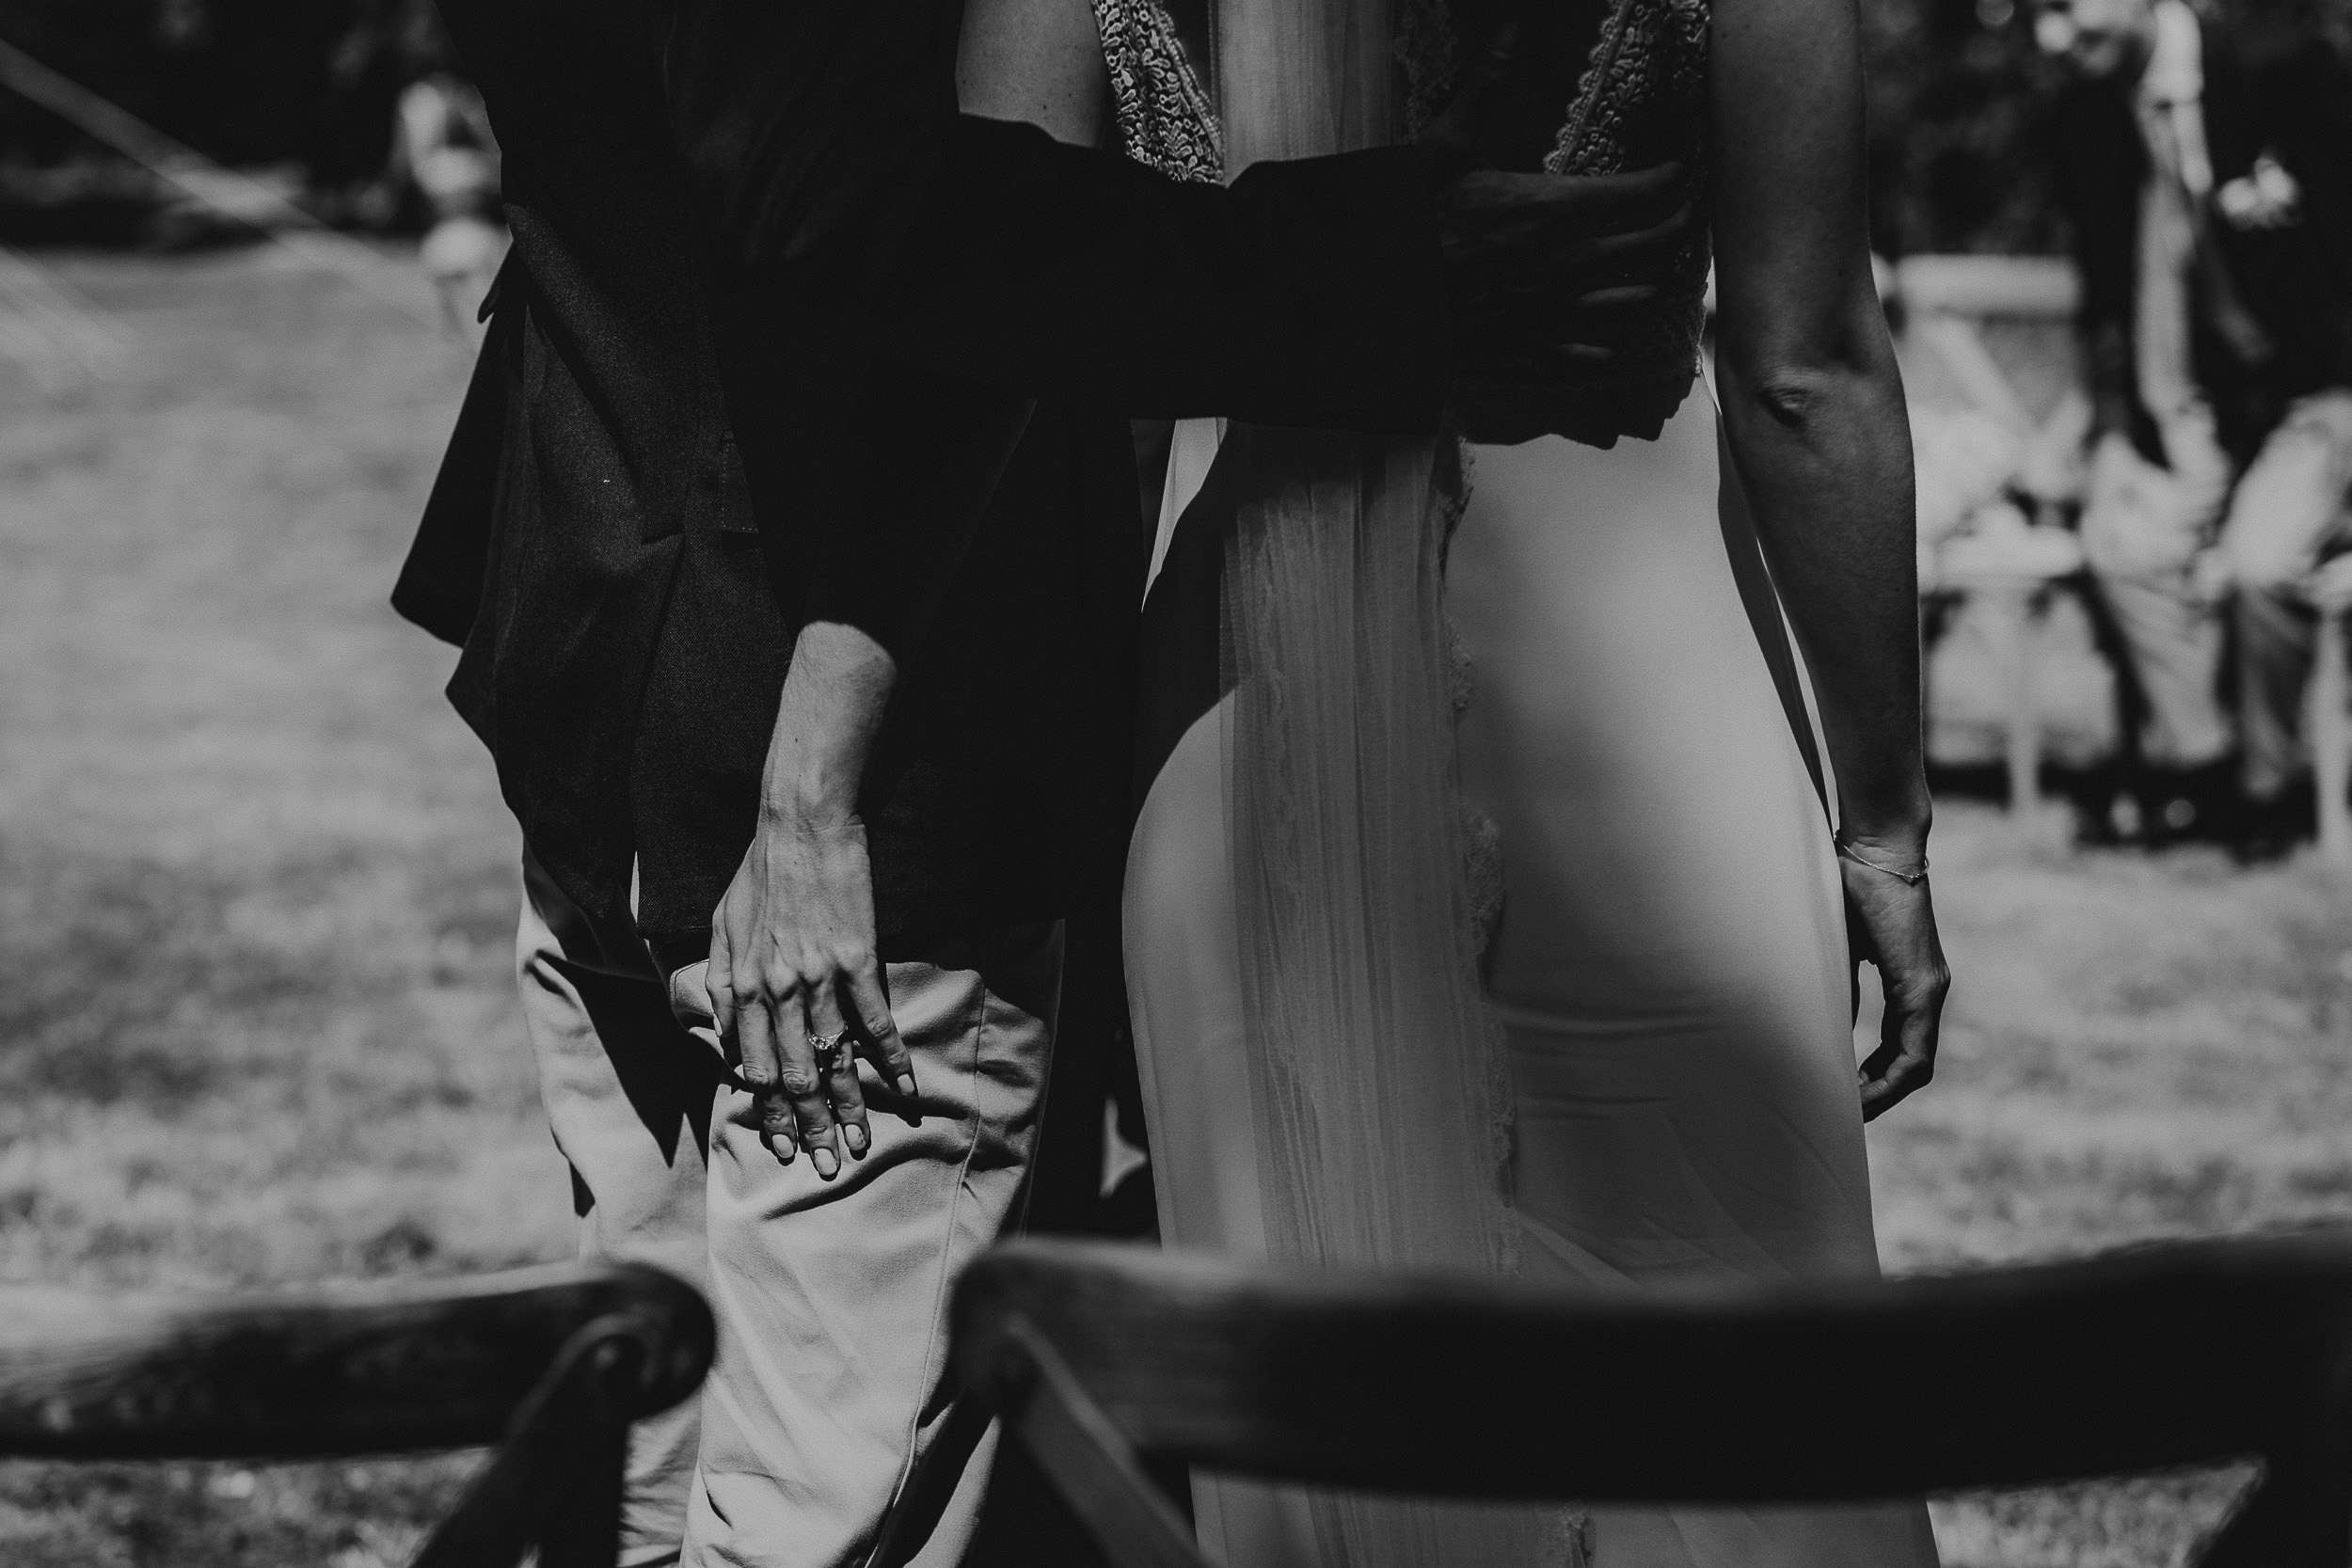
[1116,0,1550,1561]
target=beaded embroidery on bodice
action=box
[1091,0,1222,184]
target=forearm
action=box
[1719,330,1930,847]
[1708,0,1927,846]
[760,621,898,827]
[660,0,1449,431]
[715,618,914,1182]
[817,120,1451,429]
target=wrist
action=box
[1836,832,1928,881]
[757,758,863,832]
[757,621,894,833]
[759,799,862,836]
[1836,802,1931,859]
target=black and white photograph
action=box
[0,0,2346,1562]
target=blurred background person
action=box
[2037,0,2352,851]
[387,65,501,333]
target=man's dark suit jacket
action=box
[2049,15,2352,466]
[393,0,1457,967]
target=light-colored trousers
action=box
[517,851,1062,1568]
[2226,392,2352,798]
[2082,391,2352,778]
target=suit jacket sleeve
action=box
[661,0,1452,671]
[660,0,1453,434]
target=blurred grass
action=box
[0,246,2347,1565]
[0,244,570,1566]
[1869,814,2352,1568]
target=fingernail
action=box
[770,1134,795,1164]
[812,1147,839,1180]
[895,1074,918,1101]
[843,1123,867,1156]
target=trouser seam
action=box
[862,961,993,1568]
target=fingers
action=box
[804,976,867,1165]
[669,959,715,1028]
[1857,1030,1932,1120]
[1850,880,1950,1121]
[773,1022,843,1180]
[1572,160,1683,211]
[736,998,803,1163]
[716,952,897,1181]
[845,962,919,1120]
[1449,198,1692,288]
[1572,283,1664,312]
[705,928,739,1043]
[1881,964,1949,1118]
[1858,999,1939,1118]
[719,948,843,1179]
[1554,198,1693,273]
[1442,165,1685,232]
[705,812,901,1180]
[1442,190,1694,389]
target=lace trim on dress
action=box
[1438,436,1516,1219]
[1546,0,1714,389]
[1092,0,1223,183]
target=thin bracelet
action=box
[1835,834,1929,886]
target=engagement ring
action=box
[806,1032,850,1061]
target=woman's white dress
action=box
[1127,393,1939,1568]
[1113,0,1944,1562]
[1449,400,1944,1568]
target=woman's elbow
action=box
[1721,332,1901,437]
[1737,365,1838,432]
[1717,274,1899,429]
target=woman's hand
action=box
[1841,845,1949,1120]
[702,620,913,1180]
[707,808,916,1180]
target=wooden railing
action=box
[925,1231,2352,1568]
[0,1260,714,1568]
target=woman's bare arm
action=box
[704,0,1113,1180]
[1710,0,1947,1117]
[1712,0,1918,841]
[957,0,1112,145]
